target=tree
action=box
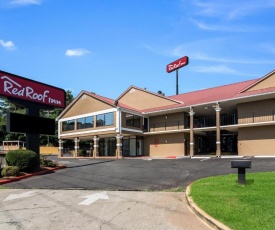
[40,90,75,146]
[66,90,74,106]
[0,90,75,146]
[0,98,26,142]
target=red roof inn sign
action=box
[166,56,189,73]
[166,56,189,95]
[0,70,65,108]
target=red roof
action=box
[58,70,275,119]
[168,79,259,106]
[85,91,115,106]
[86,74,275,114]
[236,86,275,98]
[141,79,261,113]
[85,91,143,113]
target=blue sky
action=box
[1,0,275,99]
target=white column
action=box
[58,139,64,158]
[189,107,195,157]
[93,136,99,158]
[74,137,79,158]
[116,135,123,159]
[215,104,222,157]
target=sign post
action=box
[0,70,66,166]
[166,56,189,95]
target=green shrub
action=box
[78,150,83,156]
[1,166,20,177]
[40,156,58,168]
[5,150,39,172]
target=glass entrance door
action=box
[99,137,116,156]
[122,136,144,157]
[137,137,143,156]
[129,138,136,156]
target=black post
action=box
[238,168,246,185]
[176,69,179,95]
[26,105,40,166]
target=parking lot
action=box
[0,189,211,230]
[2,157,275,230]
[5,157,275,190]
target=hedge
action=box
[1,166,20,177]
[5,149,39,172]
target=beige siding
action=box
[238,126,275,156]
[149,113,185,132]
[62,94,114,119]
[144,133,187,156]
[119,88,178,110]
[247,73,275,91]
[64,129,117,140]
[238,99,275,124]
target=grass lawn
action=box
[189,172,275,230]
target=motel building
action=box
[56,70,275,158]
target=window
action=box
[105,113,114,126]
[96,114,105,127]
[77,116,94,129]
[96,112,114,127]
[126,113,141,128]
[62,120,75,131]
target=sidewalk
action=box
[0,161,232,229]
[0,189,211,230]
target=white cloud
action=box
[65,49,90,57]
[166,40,275,65]
[191,53,275,65]
[0,39,16,50]
[143,44,168,56]
[191,65,237,74]
[190,19,259,32]
[191,0,275,20]
[167,38,227,57]
[261,44,275,54]
[190,65,256,76]
[10,0,42,5]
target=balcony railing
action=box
[189,114,238,128]
[238,109,275,124]
[149,120,184,132]
[221,114,238,126]
[147,109,275,133]
[193,116,216,128]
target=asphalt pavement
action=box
[5,156,275,190]
[1,156,274,230]
[0,189,210,230]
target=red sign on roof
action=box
[166,56,189,73]
[0,70,66,108]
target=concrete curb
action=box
[0,166,66,185]
[122,156,189,160]
[185,183,232,230]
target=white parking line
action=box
[254,156,275,158]
[200,158,210,162]
[191,157,211,159]
[221,156,243,159]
